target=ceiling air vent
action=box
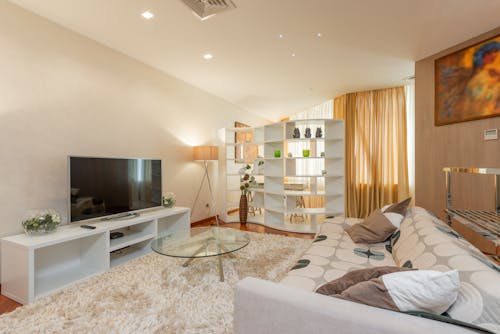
[180,0,236,20]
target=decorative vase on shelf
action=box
[239,195,248,225]
[22,209,61,236]
[315,127,323,138]
[162,193,176,208]
[292,128,300,138]
[304,128,312,138]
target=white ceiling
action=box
[8,0,500,121]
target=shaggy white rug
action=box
[0,231,311,334]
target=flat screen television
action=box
[69,157,162,222]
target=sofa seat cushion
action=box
[393,207,500,331]
[281,216,396,291]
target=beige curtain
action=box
[334,87,409,218]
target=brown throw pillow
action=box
[334,276,400,311]
[384,197,412,215]
[345,209,397,243]
[316,266,413,296]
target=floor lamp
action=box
[192,145,220,227]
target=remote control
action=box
[80,225,96,229]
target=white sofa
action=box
[234,207,500,334]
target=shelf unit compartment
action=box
[252,191,265,207]
[265,193,285,212]
[253,127,265,144]
[285,122,299,139]
[264,176,283,193]
[110,239,151,268]
[286,194,308,210]
[324,140,344,158]
[286,137,324,150]
[325,158,344,175]
[285,120,325,140]
[157,211,190,236]
[34,232,108,298]
[286,158,325,176]
[325,120,344,140]
[264,123,284,142]
[109,220,155,252]
[325,177,345,195]
[226,160,246,174]
[264,141,284,159]
[264,158,284,177]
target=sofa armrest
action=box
[234,277,475,334]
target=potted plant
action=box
[162,192,176,208]
[22,209,61,236]
[238,164,256,225]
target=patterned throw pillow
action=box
[392,207,500,333]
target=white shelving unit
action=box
[219,119,344,233]
[1,207,190,304]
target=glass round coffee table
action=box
[151,227,250,282]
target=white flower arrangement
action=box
[239,164,256,195]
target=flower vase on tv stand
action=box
[239,195,248,225]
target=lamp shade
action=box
[193,145,219,161]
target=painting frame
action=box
[434,33,500,126]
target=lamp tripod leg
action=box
[204,160,220,227]
[191,166,208,221]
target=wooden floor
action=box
[0,287,21,314]
[0,218,313,315]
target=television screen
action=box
[69,157,162,222]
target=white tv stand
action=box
[1,207,190,304]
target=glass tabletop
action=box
[151,227,250,258]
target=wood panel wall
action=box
[415,26,500,219]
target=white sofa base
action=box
[234,277,475,334]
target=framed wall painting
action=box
[435,34,500,126]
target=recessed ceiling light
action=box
[291,53,296,57]
[278,33,284,39]
[141,11,154,20]
[203,53,213,60]
[316,32,323,38]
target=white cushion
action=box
[382,270,460,314]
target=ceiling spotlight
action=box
[316,32,323,38]
[203,53,213,60]
[141,11,154,20]
[278,33,284,39]
[291,53,296,57]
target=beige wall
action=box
[0,1,268,240]
[415,27,500,219]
